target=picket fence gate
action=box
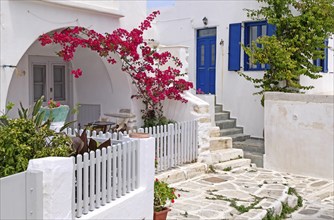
[71,140,139,218]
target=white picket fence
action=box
[141,120,198,172]
[65,120,198,173]
[65,120,198,217]
[71,140,139,218]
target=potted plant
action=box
[154,178,179,220]
[40,98,70,131]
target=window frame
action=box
[313,39,329,73]
[29,56,71,105]
[244,21,269,71]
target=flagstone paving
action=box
[159,166,334,220]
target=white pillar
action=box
[134,136,155,219]
[27,157,74,220]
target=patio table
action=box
[104,112,136,131]
[87,121,116,133]
[104,112,136,119]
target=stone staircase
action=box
[198,125,252,168]
[233,138,265,168]
[215,104,250,142]
[215,104,265,168]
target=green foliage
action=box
[71,129,111,156]
[223,166,232,171]
[142,109,175,128]
[0,118,72,177]
[263,187,303,219]
[207,165,217,173]
[288,187,303,207]
[154,178,178,212]
[0,98,73,178]
[205,192,261,214]
[241,0,334,105]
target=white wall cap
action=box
[265,92,334,104]
[40,0,124,18]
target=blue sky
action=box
[147,0,175,9]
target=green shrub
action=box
[0,118,72,177]
[0,98,73,178]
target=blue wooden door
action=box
[196,28,216,94]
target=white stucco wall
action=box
[151,1,334,138]
[264,92,334,180]
[6,40,135,121]
[1,0,146,113]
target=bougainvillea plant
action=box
[39,11,193,127]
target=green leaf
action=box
[32,96,44,117]
[60,120,76,132]
[34,111,46,127]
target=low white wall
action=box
[300,73,334,95]
[163,91,210,122]
[163,91,217,157]
[196,94,215,126]
[0,171,43,220]
[264,92,334,180]
[27,137,155,220]
[27,157,74,219]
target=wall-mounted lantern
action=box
[202,17,208,26]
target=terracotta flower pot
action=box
[129,132,150,138]
[153,208,170,220]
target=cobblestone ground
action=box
[165,167,334,220]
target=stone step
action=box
[220,127,244,136]
[215,105,223,113]
[233,138,265,154]
[210,148,244,164]
[216,119,236,129]
[214,112,230,121]
[209,136,232,151]
[229,133,251,142]
[155,163,207,184]
[243,151,263,168]
[213,158,251,171]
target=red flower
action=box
[71,69,83,78]
[155,178,159,182]
[171,199,175,203]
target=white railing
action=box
[65,120,198,173]
[141,120,198,172]
[64,128,127,142]
[72,140,139,218]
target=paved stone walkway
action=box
[161,166,334,220]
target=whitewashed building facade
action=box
[150,1,334,138]
[0,0,148,125]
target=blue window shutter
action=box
[267,23,276,36]
[323,39,328,73]
[228,23,242,71]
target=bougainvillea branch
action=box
[39,11,193,126]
